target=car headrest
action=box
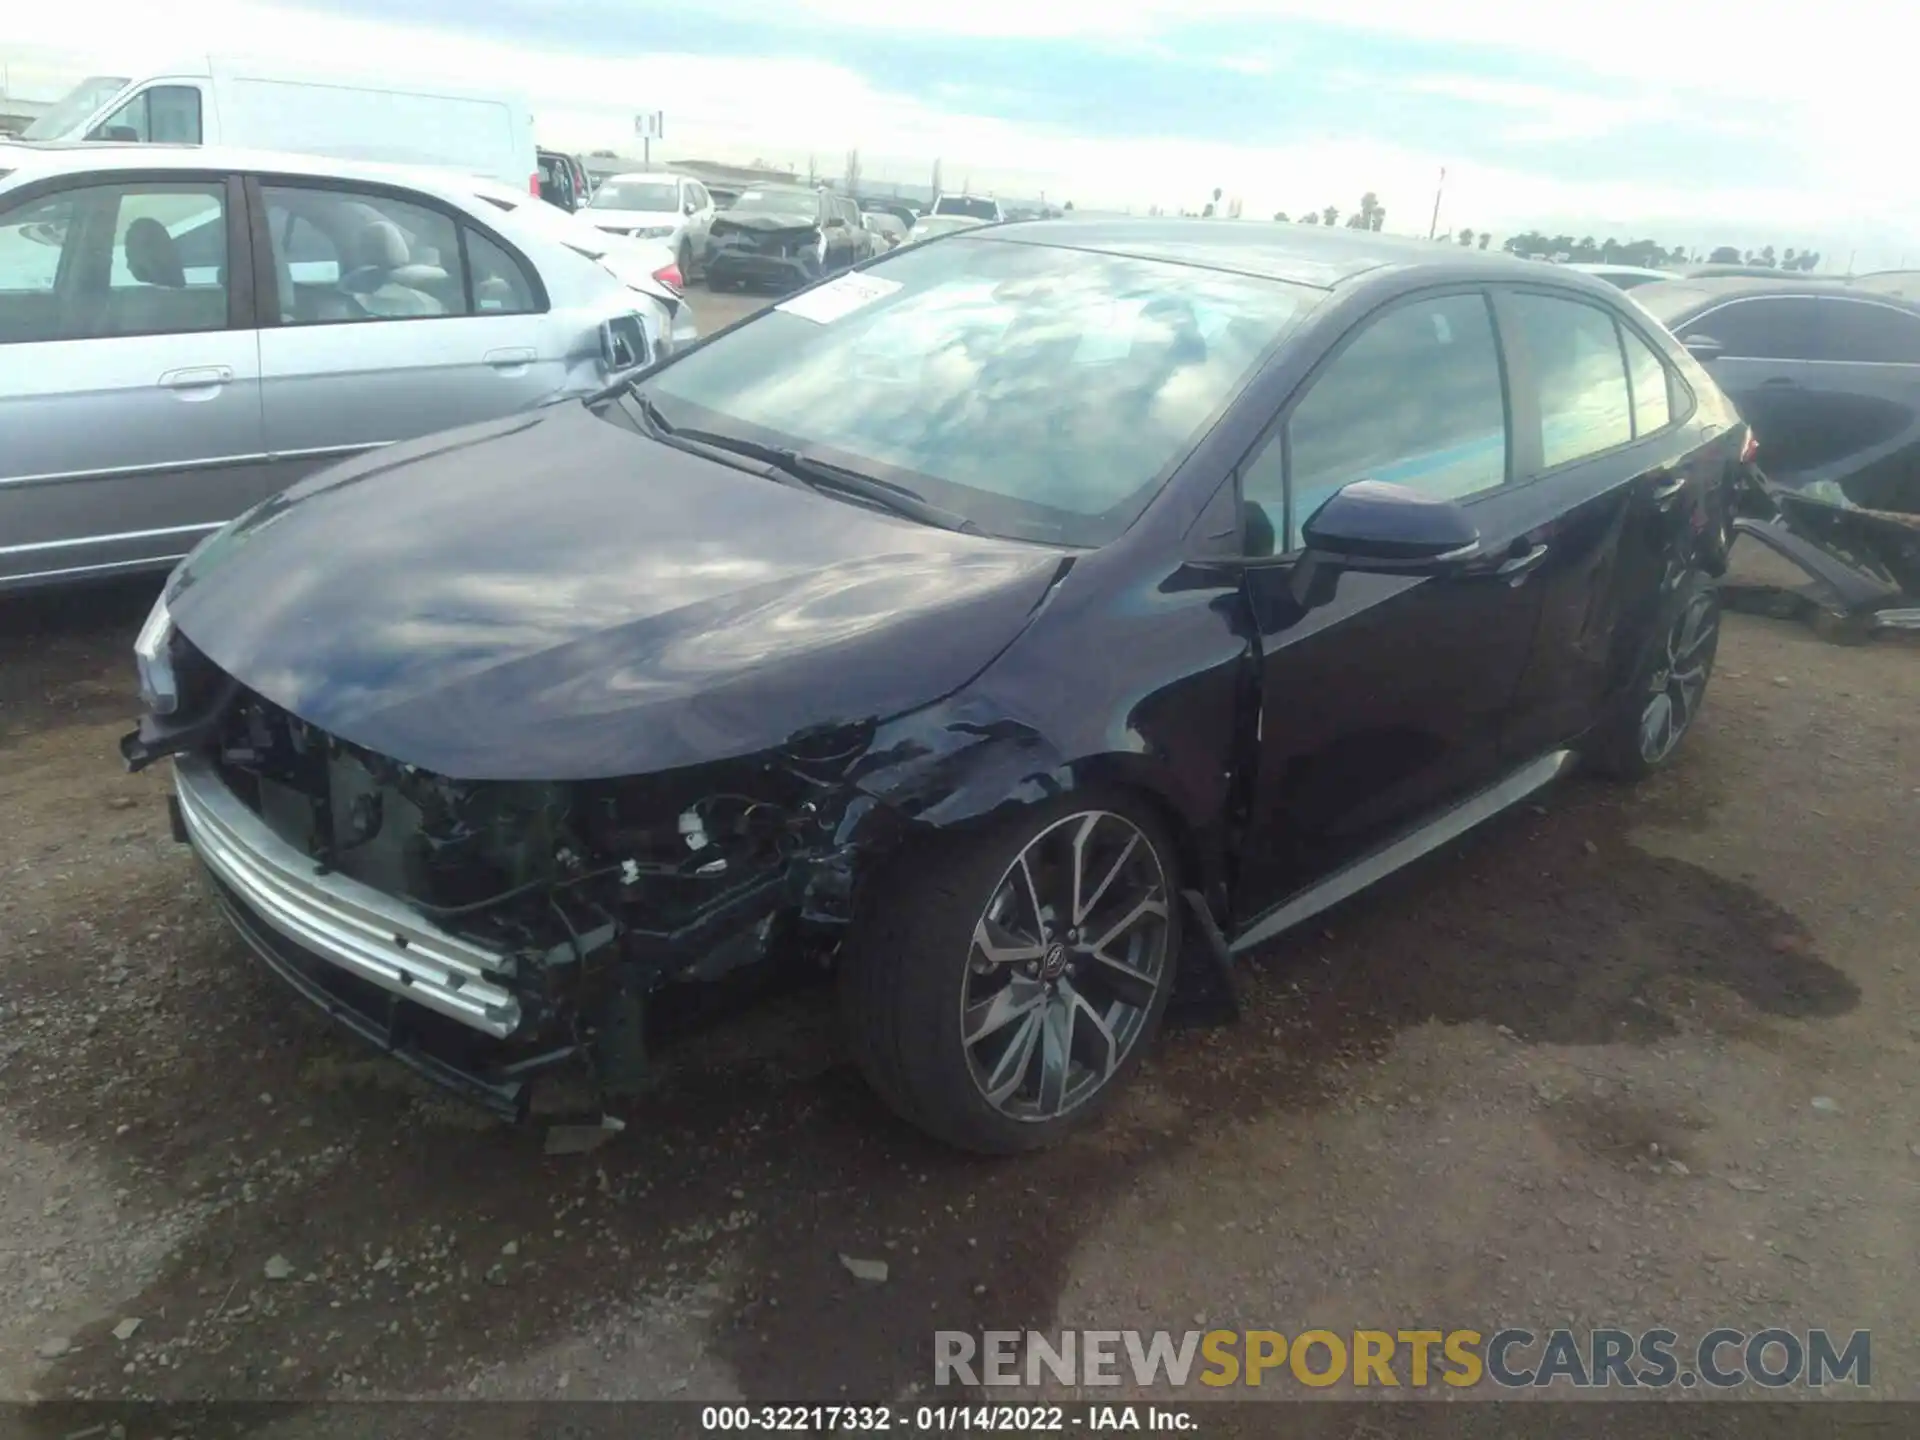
[125,218,186,288]
[351,220,412,271]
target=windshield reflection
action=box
[21,76,130,139]
[645,237,1312,545]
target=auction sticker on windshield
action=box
[777,272,904,324]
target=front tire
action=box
[839,797,1182,1153]
[1589,567,1721,781]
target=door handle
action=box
[1495,542,1550,584]
[485,347,537,369]
[160,365,232,390]
[1650,474,1689,507]
[1760,376,1797,388]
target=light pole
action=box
[1427,166,1446,241]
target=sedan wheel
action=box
[962,812,1172,1121]
[839,797,1182,1153]
[1639,584,1718,764]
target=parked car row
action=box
[116,219,1747,1150]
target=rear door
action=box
[1232,288,1552,915]
[0,170,265,588]
[1491,286,1713,757]
[251,176,564,490]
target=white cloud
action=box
[5,0,1915,263]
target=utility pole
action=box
[1427,166,1446,240]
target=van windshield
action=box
[21,76,131,140]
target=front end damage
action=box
[129,680,907,1119]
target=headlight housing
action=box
[133,593,179,716]
[639,225,676,239]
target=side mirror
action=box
[1300,480,1481,570]
[599,313,650,373]
[1681,334,1724,362]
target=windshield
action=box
[642,236,1313,546]
[935,196,999,221]
[21,75,131,140]
[589,179,678,212]
[731,188,818,217]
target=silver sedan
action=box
[0,143,681,592]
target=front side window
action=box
[1282,293,1508,548]
[0,182,228,344]
[263,184,466,323]
[644,237,1313,546]
[88,85,203,144]
[1680,297,1828,361]
[1506,292,1634,468]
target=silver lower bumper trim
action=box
[173,754,522,1037]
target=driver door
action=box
[1231,290,1552,919]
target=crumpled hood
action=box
[167,403,1066,781]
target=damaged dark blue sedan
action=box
[124,219,1749,1152]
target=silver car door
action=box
[253,178,566,487]
[0,172,267,591]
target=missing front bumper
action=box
[171,753,523,1037]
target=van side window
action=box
[0,182,228,344]
[88,86,203,144]
[263,184,467,324]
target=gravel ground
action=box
[1,325,1916,1413]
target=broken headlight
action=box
[133,593,178,716]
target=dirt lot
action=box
[2,328,1917,1412]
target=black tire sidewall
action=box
[842,793,1184,1153]
[1594,567,1721,780]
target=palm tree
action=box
[1321,204,1339,227]
[1303,212,1321,225]
[1458,227,1474,247]
[1477,233,1490,250]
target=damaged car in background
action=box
[1634,278,1920,633]
[125,221,1744,1153]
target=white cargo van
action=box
[17,57,537,192]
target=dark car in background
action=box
[536,149,588,212]
[1635,279,1920,513]
[125,222,1742,1152]
[706,184,865,292]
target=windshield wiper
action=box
[624,406,976,533]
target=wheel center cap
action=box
[1041,942,1070,981]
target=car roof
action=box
[981,216,1584,292]
[1629,275,1920,323]
[0,140,503,196]
[1568,262,1674,278]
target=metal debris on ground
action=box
[839,1254,889,1283]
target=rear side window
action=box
[1679,297,1827,360]
[1824,300,1920,364]
[466,228,539,313]
[1506,293,1633,468]
[1620,327,1672,435]
[1281,293,1508,547]
[0,181,228,344]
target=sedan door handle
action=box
[1650,474,1689,507]
[1760,376,1798,388]
[160,365,232,390]
[485,347,537,370]
[1495,542,1551,584]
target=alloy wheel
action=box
[960,811,1172,1121]
[1639,585,1719,763]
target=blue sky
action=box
[6,0,1912,263]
